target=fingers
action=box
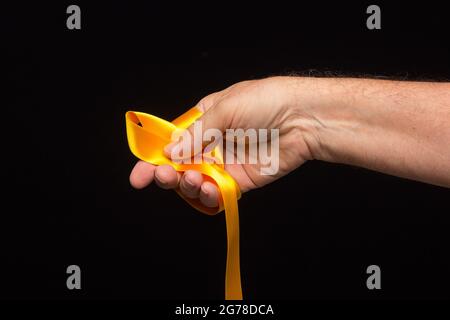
[130,161,156,189]
[130,162,220,208]
[179,170,203,198]
[131,90,226,208]
[154,165,181,189]
[160,167,220,208]
[199,181,220,208]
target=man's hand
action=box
[130,76,450,209]
[129,77,318,208]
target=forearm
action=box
[294,77,450,187]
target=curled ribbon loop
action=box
[125,107,243,300]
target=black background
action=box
[2,1,450,301]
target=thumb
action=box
[164,103,230,160]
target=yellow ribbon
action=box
[125,107,243,300]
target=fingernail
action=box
[184,175,195,187]
[201,184,209,196]
[154,170,168,186]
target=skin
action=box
[130,76,450,208]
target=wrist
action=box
[285,76,350,163]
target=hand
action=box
[130,76,450,203]
[129,77,318,208]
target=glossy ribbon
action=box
[125,107,243,300]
